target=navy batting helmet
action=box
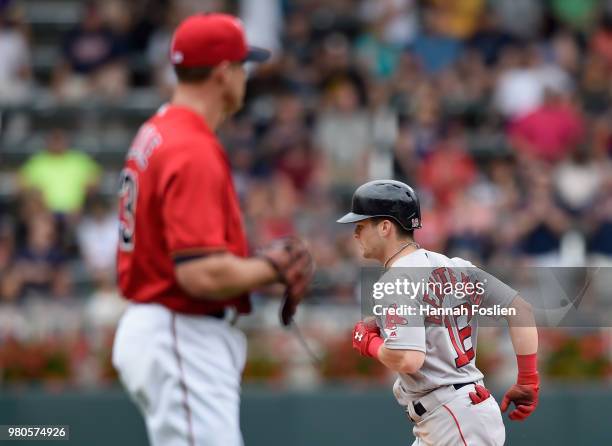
[336,180,422,231]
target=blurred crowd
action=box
[0,0,612,386]
[2,0,611,298]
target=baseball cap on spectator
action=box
[170,13,270,67]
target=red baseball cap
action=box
[170,13,270,67]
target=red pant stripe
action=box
[442,404,468,446]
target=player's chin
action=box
[225,95,244,115]
[226,101,242,115]
[232,92,246,112]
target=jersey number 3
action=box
[119,168,138,251]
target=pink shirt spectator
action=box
[509,102,584,162]
[591,26,612,67]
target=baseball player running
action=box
[338,180,539,446]
[112,14,313,446]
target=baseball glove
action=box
[258,237,315,326]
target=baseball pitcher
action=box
[338,180,539,446]
[112,14,314,446]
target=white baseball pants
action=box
[112,303,247,446]
[407,383,506,446]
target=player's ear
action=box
[212,61,232,84]
[377,219,392,238]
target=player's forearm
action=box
[506,296,538,355]
[175,254,277,300]
[508,325,538,355]
[378,346,425,374]
[502,296,540,421]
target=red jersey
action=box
[117,104,250,315]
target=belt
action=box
[209,308,240,325]
[209,309,226,319]
[413,382,475,416]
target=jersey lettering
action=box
[127,124,162,171]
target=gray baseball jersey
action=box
[375,249,517,403]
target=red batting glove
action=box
[500,354,540,421]
[469,384,491,405]
[352,321,383,359]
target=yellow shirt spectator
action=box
[429,0,485,39]
[20,133,100,214]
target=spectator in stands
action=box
[368,82,398,158]
[13,189,47,248]
[355,0,419,80]
[3,213,70,300]
[76,194,124,330]
[418,122,477,207]
[532,41,574,96]
[491,0,543,39]
[19,129,101,216]
[550,0,599,33]
[275,135,321,196]
[256,94,322,195]
[317,33,368,98]
[437,51,489,115]
[493,44,545,119]
[590,12,612,67]
[281,10,314,66]
[53,1,128,101]
[445,188,496,263]
[244,176,298,244]
[355,18,403,80]
[0,6,31,105]
[549,31,581,77]
[554,148,603,215]
[393,125,419,185]
[76,195,118,282]
[484,157,522,259]
[468,8,515,66]
[358,0,418,48]
[314,79,372,190]
[240,0,282,58]
[509,89,585,163]
[580,54,611,115]
[584,172,612,263]
[263,94,311,162]
[511,167,571,264]
[408,4,463,74]
[403,79,442,159]
[414,199,451,254]
[429,0,485,39]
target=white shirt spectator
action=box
[554,160,602,212]
[77,212,119,274]
[0,26,30,104]
[315,110,372,185]
[494,68,544,119]
[240,0,282,58]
